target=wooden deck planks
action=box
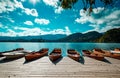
[0,56,120,78]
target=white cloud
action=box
[18,28,43,36]
[7,17,15,23]
[29,0,40,5]
[55,7,63,14]
[24,21,33,25]
[0,0,25,13]
[14,27,30,31]
[49,29,65,34]
[1,26,71,36]
[0,0,16,13]
[0,0,38,17]
[43,0,58,7]
[0,23,8,29]
[35,18,50,25]
[3,27,44,36]
[43,0,63,14]
[6,29,17,36]
[75,7,120,32]
[24,8,38,17]
[21,0,26,2]
[99,26,120,32]
[15,0,39,17]
[65,26,71,35]
[46,26,71,35]
[14,0,24,9]
[0,16,15,23]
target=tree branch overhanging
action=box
[59,0,117,15]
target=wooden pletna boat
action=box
[1,48,24,53]
[93,48,120,60]
[109,48,120,59]
[67,49,80,61]
[114,48,120,52]
[49,48,62,62]
[0,53,4,57]
[2,52,26,59]
[25,48,48,61]
[82,50,104,61]
[0,48,25,57]
[1,49,31,59]
[93,48,111,57]
[110,48,120,54]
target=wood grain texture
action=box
[0,56,120,78]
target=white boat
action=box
[110,50,120,54]
[2,50,31,59]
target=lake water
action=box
[0,42,120,56]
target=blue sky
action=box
[0,0,120,36]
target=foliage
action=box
[59,0,117,15]
[98,28,120,43]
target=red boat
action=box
[67,49,80,61]
[49,48,62,61]
[82,50,104,61]
[25,48,48,61]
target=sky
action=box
[0,0,120,36]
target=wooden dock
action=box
[0,56,120,78]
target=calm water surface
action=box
[0,42,120,56]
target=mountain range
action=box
[57,31,102,42]
[0,34,67,42]
[0,28,120,43]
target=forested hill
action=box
[58,28,120,43]
[57,31,102,42]
[97,28,120,43]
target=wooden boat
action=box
[25,48,48,61]
[0,53,4,57]
[49,48,62,61]
[1,48,24,53]
[82,50,104,61]
[93,48,111,57]
[114,48,120,52]
[110,49,120,59]
[2,52,26,59]
[67,49,80,61]
[93,48,120,60]
[110,51,120,54]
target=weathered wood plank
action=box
[0,56,120,78]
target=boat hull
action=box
[82,50,104,61]
[93,49,120,60]
[49,54,61,61]
[93,49,111,57]
[25,48,48,61]
[5,54,25,59]
[110,53,120,59]
[67,49,80,61]
[68,54,80,61]
[49,48,62,62]
[89,54,104,61]
[1,50,31,59]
